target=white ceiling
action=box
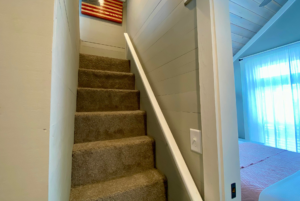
[230,0,288,55]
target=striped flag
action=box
[81,0,123,24]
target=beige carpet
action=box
[70,54,167,201]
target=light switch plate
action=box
[190,129,202,154]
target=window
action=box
[241,42,300,152]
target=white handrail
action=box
[124,33,203,201]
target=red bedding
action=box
[239,142,300,201]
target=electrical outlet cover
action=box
[190,129,202,154]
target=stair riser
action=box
[70,183,166,201]
[75,112,146,143]
[80,54,130,72]
[78,70,135,90]
[85,182,167,201]
[69,170,167,201]
[71,140,154,187]
[76,89,140,112]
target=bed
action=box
[239,140,300,201]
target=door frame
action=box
[196,0,241,200]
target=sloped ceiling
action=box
[230,0,288,55]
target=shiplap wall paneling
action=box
[149,49,198,82]
[143,29,197,73]
[135,1,195,54]
[126,0,203,200]
[130,0,183,44]
[127,0,162,38]
[138,12,196,63]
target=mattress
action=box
[239,142,300,201]
[259,171,300,201]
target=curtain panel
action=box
[241,42,300,152]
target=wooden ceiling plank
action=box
[233,0,295,61]
[230,0,275,19]
[230,24,256,39]
[230,13,262,32]
[229,1,268,26]
[232,40,244,49]
[231,33,250,44]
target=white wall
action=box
[79,0,127,59]
[126,0,203,200]
[49,0,80,200]
[0,0,55,200]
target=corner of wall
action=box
[49,0,80,200]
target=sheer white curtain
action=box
[241,42,300,152]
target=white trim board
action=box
[196,0,241,200]
[233,0,296,62]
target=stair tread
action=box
[70,169,166,201]
[75,110,145,116]
[74,110,146,144]
[80,54,130,73]
[78,68,134,75]
[78,69,135,90]
[76,88,140,112]
[77,87,138,92]
[73,136,153,153]
[72,136,155,187]
[80,53,129,62]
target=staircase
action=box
[69,54,167,201]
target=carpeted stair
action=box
[70,54,167,201]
